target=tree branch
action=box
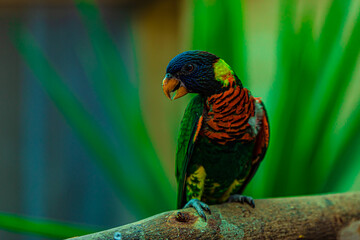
[69,192,360,239]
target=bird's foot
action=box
[183,199,211,221]
[227,194,255,208]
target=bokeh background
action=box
[0,0,359,239]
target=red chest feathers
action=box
[201,86,256,145]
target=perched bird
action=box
[162,50,269,220]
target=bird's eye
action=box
[183,64,194,72]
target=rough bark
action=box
[69,192,360,240]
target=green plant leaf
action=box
[0,211,100,239]
[8,21,156,217]
[74,0,175,209]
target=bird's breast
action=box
[201,86,256,145]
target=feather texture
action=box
[176,95,204,208]
[164,51,269,210]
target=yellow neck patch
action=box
[213,59,234,87]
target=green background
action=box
[0,0,359,238]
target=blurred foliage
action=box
[252,0,360,197]
[1,0,360,238]
[0,211,100,239]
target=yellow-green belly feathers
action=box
[185,137,254,204]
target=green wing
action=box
[176,95,204,209]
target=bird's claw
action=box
[227,194,255,208]
[183,199,211,221]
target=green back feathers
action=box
[176,95,204,208]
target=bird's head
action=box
[162,50,240,100]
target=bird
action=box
[162,50,270,220]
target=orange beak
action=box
[162,76,189,100]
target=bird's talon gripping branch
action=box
[204,205,211,214]
[227,194,256,208]
[250,199,255,208]
[183,199,211,221]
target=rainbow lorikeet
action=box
[162,50,270,220]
